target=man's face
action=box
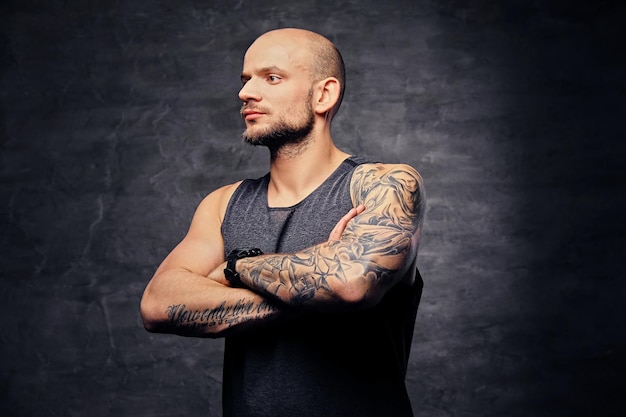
[238,35,316,149]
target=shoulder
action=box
[193,181,243,225]
[351,163,424,193]
[349,163,425,228]
[349,163,425,215]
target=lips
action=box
[241,108,265,121]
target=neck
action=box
[266,128,349,207]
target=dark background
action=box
[1,1,624,416]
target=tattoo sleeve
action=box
[238,164,425,309]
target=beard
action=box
[243,111,315,150]
[241,93,315,152]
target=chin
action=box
[242,129,266,146]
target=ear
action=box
[313,77,341,116]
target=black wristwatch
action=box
[224,248,263,286]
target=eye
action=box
[267,75,281,83]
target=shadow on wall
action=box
[412,1,625,416]
[506,3,625,414]
[446,1,626,415]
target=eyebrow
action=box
[241,66,286,82]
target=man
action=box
[141,28,425,417]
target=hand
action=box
[327,204,365,241]
[206,261,229,285]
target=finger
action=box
[328,210,354,241]
[328,205,366,241]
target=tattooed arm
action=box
[140,184,365,337]
[227,163,425,310]
[140,183,284,338]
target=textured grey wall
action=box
[1,1,624,416]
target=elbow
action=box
[140,296,163,333]
[142,319,159,334]
[140,286,172,334]
[332,278,382,310]
[141,313,159,333]
[139,279,178,335]
[140,278,165,333]
[332,265,404,309]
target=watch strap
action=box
[224,248,263,286]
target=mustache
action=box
[240,104,269,117]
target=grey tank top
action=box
[221,156,422,417]
[222,156,369,256]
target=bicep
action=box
[350,163,424,227]
[155,235,223,278]
[155,184,235,277]
[346,163,425,270]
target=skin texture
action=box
[140,28,425,337]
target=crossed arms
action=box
[140,163,424,338]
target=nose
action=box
[238,79,261,103]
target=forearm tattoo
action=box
[242,164,424,306]
[165,298,278,333]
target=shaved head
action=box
[250,28,346,120]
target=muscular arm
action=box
[140,185,366,337]
[140,184,284,338]
[234,163,425,310]
[142,269,281,338]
